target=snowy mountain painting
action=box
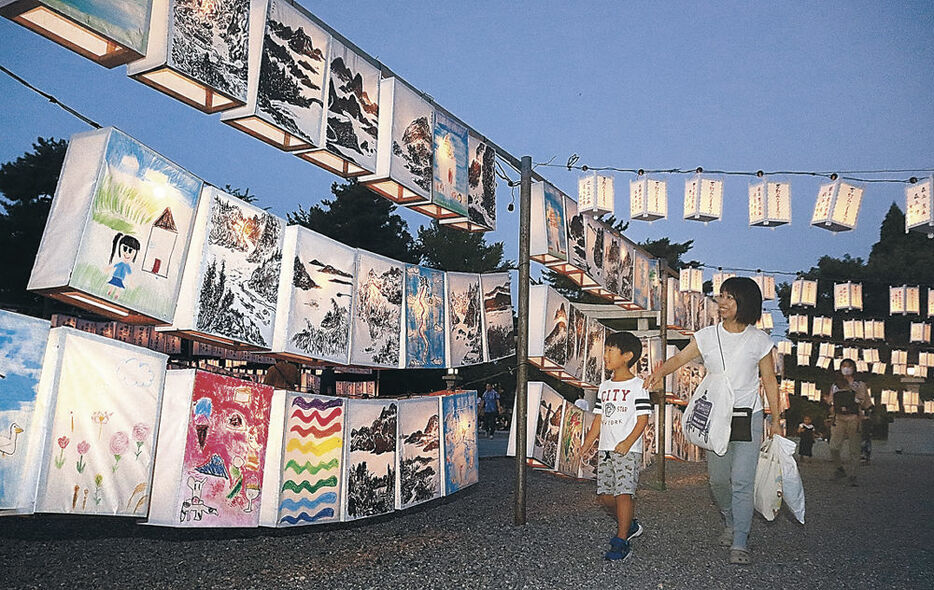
[194,189,283,348]
[543,289,568,367]
[633,252,650,310]
[565,305,586,381]
[326,40,379,173]
[584,216,604,285]
[564,197,586,270]
[467,134,496,230]
[432,112,468,217]
[542,184,567,261]
[391,83,434,198]
[603,231,624,298]
[255,0,329,143]
[287,228,355,364]
[405,265,445,369]
[351,251,403,368]
[617,238,634,301]
[168,0,250,102]
[583,316,605,387]
[447,272,483,367]
[397,398,441,509]
[345,400,397,520]
[480,273,515,362]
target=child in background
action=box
[581,332,652,562]
[797,415,816,462]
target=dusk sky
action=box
[1,1,932,313]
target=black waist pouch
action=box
[729,408,753,442]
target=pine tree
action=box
[415,221,512,272]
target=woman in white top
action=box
[646,277,781,566]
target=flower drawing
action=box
[132,422,151,460]
[110,431,129,473]
[54,435,70,469]
[76,440,90,473]
[91,411,112,440]
[93,473,104,506]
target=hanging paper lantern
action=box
[811,181,863,232]
[905,177,934,236]
[903,392,921,411]
[797,341,813,357]
[408,110,470,221]
[928,288,934,318]
[910,322,932,343]
[881,390,900,411]
[864,320,885,340]
[863,348,880,363]
[755,311,773,331]
[711,271,735,295]
[816,356,832,369]
[872,362,886,375]
[753,273,775,300]
[819,342,835,358]
[890,285,921,315]
[797,354,811,367]
[530,182,569,265]
[790,278,817,307]
[891,349,909,365]
[812,316,833,338]
[842,319,864,340]
[834,282,862,311]
[358,78,434,205]
[801,382,820,401]
[629,178,667,221]
[683,175,723,223]
[578,173,614,217]
[679,267,703,293]
[842,347,859,361]
[777,340,793,355]
[748,180,792,227]
[925,400,934,414]
[893,364,907,376]
[789,314,809,335]
[856,360,869,373]
[919,352,934,367]
[0,0,154,67]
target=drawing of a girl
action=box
[106,233,140,300]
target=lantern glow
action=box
[683,175,723,222]
[811,181,863,232]
[629,178,667,221]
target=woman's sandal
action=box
[729,549,751,565]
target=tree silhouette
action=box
[415,221,512,272]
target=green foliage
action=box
[639,237,694,271]
[223,184,259,204]
[415,221,512,272]
[0,137,67,311]
[288,181,419,264]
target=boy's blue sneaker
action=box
[627,518,643,540]
[605,537,632,561]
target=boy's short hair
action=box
[720,276,762,325]
[605,331,642,368]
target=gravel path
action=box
[2,437,932,589]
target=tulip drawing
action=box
[75,440,90,473]
[132,423,151,460]
[54,435,70,469]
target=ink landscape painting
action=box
[480,273,515,362]
[447,273,483,367]
[326,41,380,172]
[397,398,441,509]
[345,399,397,520]
[405,265,445,369]
[351,251,403,368]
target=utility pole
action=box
[514,155,532,525]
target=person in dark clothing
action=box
[796,415,816,461]
[481,383,501,438]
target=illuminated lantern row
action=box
[905,177,934,236]
[811,181,863,232]
[890,285,921,315]
[683,175,723,223]
[790,278,817,307]
[748,180,791,227]
[753,273,775,300]
[679,268,703,293]
[578,173,614,217]
[0,0,154,67]
[408,111,472,223]
[528,284,604,389]
[812,316,833,338]
[629,178,667,221]
[911,322,932,343]
[834,281,862,311]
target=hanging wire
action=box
[0,64,101,129]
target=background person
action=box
[829,359,873,485]
[645,277,781,566]
[481,383,501,439]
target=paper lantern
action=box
[891,349,908,365]
[890,285,921,315]
[350,250,404,368]
[797,354,810,367]
[813,317,833,338]
[408,110,469,221]
[748,180,791,227]
[756,311,774,331]
[790,279,817,307]
[789,314,809,335]
[530,182,569,265]
[712,271,735,296]
[629,178,667,221]
[911,322,932,343]
[912,366,928,379]
[843,319,864,340]
[480,272,516,362]
[819,342,835,358]
[0,0,154,67]
[358,77,434,206]
[528,284,569,372]
[147,369,273,527]
[165,186,283,350]
[797,341,812,357]
[928,288,934,318]
[683,175,723,223]
[866,320,885,340]
[905,177,934,236]
[801,382,820,402]
[753,273,775,300]
[881,389,899,411]
[33,328,166,516]
[446,272,485,368]
[834,282,862,311]
[811,181,863,232]
[816,356,831,369]
[780,379,795,396]
[924,400,934,414]
[28,127,203,324]
[919,352,934,367]
[679,268,703,293]
[856,360,869,372]
[842,347,859,361]
[447,132,497,232]
[872,362,886,375]
[863,348,880,363]
[833,358,842,370]
[578,173,614,216]
[270,225,355,365]
[777,340,793,355]
[580,216,609,296]
[128,0,253,113]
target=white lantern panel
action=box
[350,250,403,368]
[342,398,398,520]
[890,286,906,315]
[402,264,446,369]
[753,274,775,300]
[907,286,921,314]
[426,111,469,219]
[766,182,792,224]
[529,182,569,265]
[679,268,703,293]
[28,127,203,324]
[905,178,934,233]
[0,0,154,67]
[464,133,497,231]
[748,181,766,226]
[446,272,484,368]
[481,272,516,362]
[630,178,667,221]
[910,322,931,343]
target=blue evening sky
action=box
[1,1,932,297]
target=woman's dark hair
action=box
[719,276,762,325]
[840,358,857,372]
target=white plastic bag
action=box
[681,372,734,456]
[773,434,806,524]
[754,438,783,521]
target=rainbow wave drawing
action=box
[278,395,344,526]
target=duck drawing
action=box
[0,423,25,458]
